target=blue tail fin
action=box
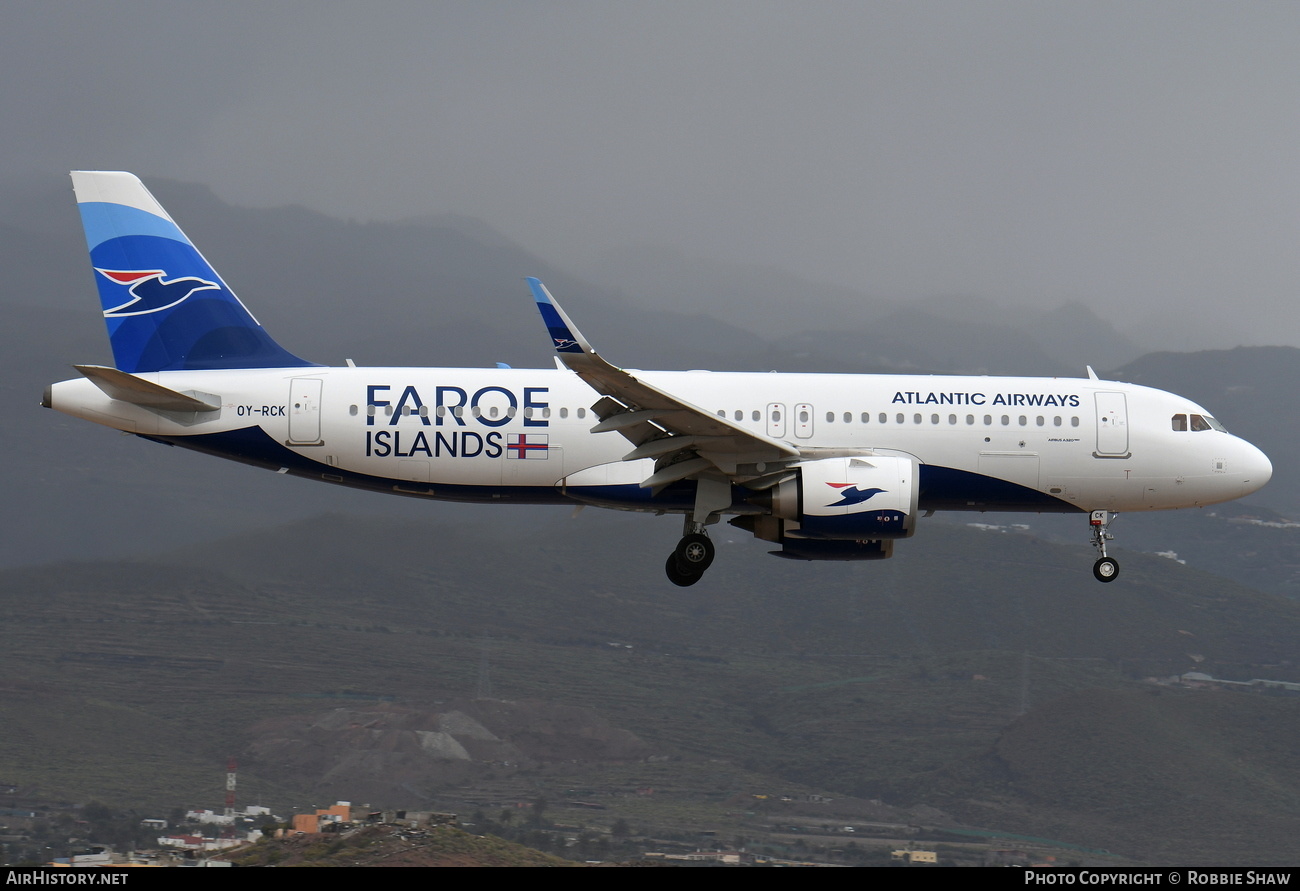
[71,171,315,373]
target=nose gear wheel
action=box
[1088,510,1119,583]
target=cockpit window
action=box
[1171,414,1187,431]
[1189,414,1227,433]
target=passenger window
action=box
[735,410,743,421]
[984,415,992,425]
[931,414,939,424]
[966,414,974,425]
[559,407,568,419]
[1036,416,1044,426]
[1071,416,1079,427]
[1001,415,1010,426]
[861,412,870,423]
[1172,414,1187,431]
[913,413,922,424]
[896,413,904,424]
[577,408,586,419]
[1053,416,1062,427]
[880,413,888,424]
[752,410,760,422]
[844,412,852,423]
[826,411,834,422]
[349,405,358,416]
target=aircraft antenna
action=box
[224,757,237,818]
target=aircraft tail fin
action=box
[71,171,315,373]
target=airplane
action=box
[44,171,1272,586]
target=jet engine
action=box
[735,455,919,560]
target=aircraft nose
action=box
[1238,439,1272,495]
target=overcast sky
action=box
[6,1,1299,347]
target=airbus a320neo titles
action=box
[44,172,1272,586]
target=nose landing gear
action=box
[1089,510,1120,583]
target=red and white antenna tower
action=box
[224,757,237,817]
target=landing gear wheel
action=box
[1088,510,1120,583]
[665,554,703,587]
[1093,557,1120,583]
[674,533,715,573]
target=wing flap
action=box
[623,434,730,461]
[640,457,715,489]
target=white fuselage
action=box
[47,365,1272,515]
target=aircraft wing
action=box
[528,278,799,488]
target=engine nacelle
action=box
[771,539,895,561]
[770,455,918,541]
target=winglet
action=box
[527,277,592,355]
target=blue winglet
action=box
[527,277,590,355]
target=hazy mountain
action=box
[589,243,881,337]
[791,306,1070,375]
[3,513,1300,862]
[1028,300,1146,371]
[588,244,1149,374]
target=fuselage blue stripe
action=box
[144,426,1081,514]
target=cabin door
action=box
[288,378,323,446]
[1093,392,1130,458]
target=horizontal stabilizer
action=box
[74,364,220,412]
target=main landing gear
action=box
[665,525,716,587]
[665,476,728,586]
[1089,510,1120,583]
